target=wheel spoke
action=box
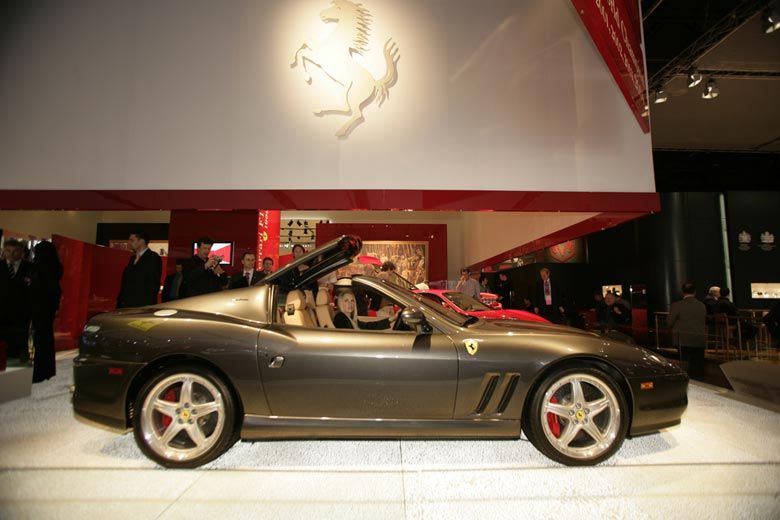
[159,422,183,446]
[543,402,572,418]
[582,420,604,444]
[153,399,178,418]
[556,422,580,447]
[180,378,194,405]
[571,378,585,404]
[587,397,610,418]
[193,401,220,418]
[185,422,207,448]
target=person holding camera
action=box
[180,237,227,298]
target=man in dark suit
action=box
[714,287,738,316]
[228,252,262,289]
[180,237,227,297]
[669,282,707,378]
[0,239,33,361]
[116,231,163,308]
[533,267,566,324]
[161,258,185,302]
[496,272,513,309]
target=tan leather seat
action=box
[284,290,309,327]
[315,289,336,328]
[303,289,318,327]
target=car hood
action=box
[469,309,549,323]
[476,318,598,337]
[468,319,682,377]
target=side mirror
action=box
[401,309,425,326]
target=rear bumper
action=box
[72,356,144,429]
[628,371,689,436]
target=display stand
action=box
[0,365,33,403]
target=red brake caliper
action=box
[547,395,561,438]
[160,388,178,428]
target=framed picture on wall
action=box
[362,241,429,286]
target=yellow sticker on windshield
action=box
[127,320,160,332]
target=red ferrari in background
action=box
[416,289,549,324]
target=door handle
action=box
[268,356,285,368]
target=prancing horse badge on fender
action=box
[464,339,479,356]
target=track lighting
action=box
[687,69,702,88]
[652,90,668,104]
[702,79,719,99]
[764,4,780,34]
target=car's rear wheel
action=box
[524,366,628,466]
[133,365,237,468]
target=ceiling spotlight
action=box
[702,79,719,99]
[764,5,780,34]
[687,69,703,88]
[652,90,668,104]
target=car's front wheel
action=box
[133,365,237,468]
[524,366,629,466]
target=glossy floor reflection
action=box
[0,352,778,519]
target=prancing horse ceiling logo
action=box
[290,0,400,139]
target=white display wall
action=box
[0,0,654,193]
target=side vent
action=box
[474,374,500,414]
[496,374,520,414]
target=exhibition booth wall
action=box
[51,234,167,349]
[0,0,654,211]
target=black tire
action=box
[523,366,629,466]
[132,364,238,468]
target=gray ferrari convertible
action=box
[73,235,688,468]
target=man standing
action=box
[703,286,720,315]
[228,252,262,289]
[181,237,226,297]
[0,239,33,361]
[714,287,738,316]
[668,282,707,378]
[533,267,565,324]
[116,231,163,308]
[497,271,513,309]
[161,258,185,302]
[455,268,481,299]
[597,292,632,329]
[258,256,274,280]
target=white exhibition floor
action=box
[1,351,778,520]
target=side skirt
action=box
[241,415,522,440]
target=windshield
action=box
[443,291,491,311]
[356,275,472,327]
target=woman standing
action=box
[29,241,63,383]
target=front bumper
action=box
[628,371,689,436]
[72,356,145,429]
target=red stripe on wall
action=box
[0,190,660,213]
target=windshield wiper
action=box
[463,316,480,327]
